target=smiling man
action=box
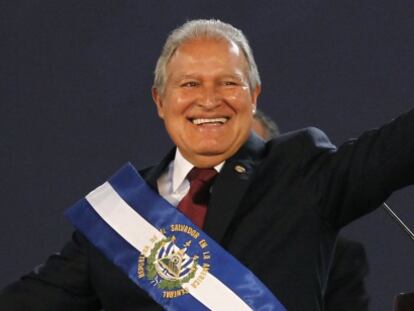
[152,29,260,168]
[1,19,414,311]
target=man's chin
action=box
[197,149,226,155]
[196,138,248,156]
[177,136,248,164]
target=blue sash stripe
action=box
[65,163,286,311]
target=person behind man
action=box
[252,110,370,311]
[1,19,413,310]
[251,109,280,139]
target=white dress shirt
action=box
[157,149,224,207]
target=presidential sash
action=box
[65,163,286,311]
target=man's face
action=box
[153,38,261,167]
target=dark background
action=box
[1,1,413,310]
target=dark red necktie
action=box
[177,168,217,228]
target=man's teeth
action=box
[192,118,228,125]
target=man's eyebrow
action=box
[168,72,247,82]
[179,74,199,79]
[168,74,199,81]
[221,73,245,80]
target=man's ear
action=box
[152,87,164,119]
[251,84,261,110]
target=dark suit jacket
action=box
[325,237,369,311]
[1,109,413,311]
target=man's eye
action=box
[181,81,198,87]
[223,81,237,86]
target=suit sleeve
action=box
[303,108,414,228]
[0,231,101,310]
[324,238,369,311]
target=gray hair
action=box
[153,19,261,95]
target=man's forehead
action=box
[165,38,248,78]
[171,38,242,63]
[227,40,241,55]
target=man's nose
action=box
[198,86,222,109]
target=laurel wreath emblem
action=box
[146,236,198,290]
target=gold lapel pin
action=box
[234,164,247,174]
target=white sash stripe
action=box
[182,270,251,311]
[86,182,164,254]
[85,182,252,311]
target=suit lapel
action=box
[138,135,266,244]
[140,148,176,191]
[204,134,266,243]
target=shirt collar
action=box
[172,148,224,192]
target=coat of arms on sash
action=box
[137,224,211,299]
